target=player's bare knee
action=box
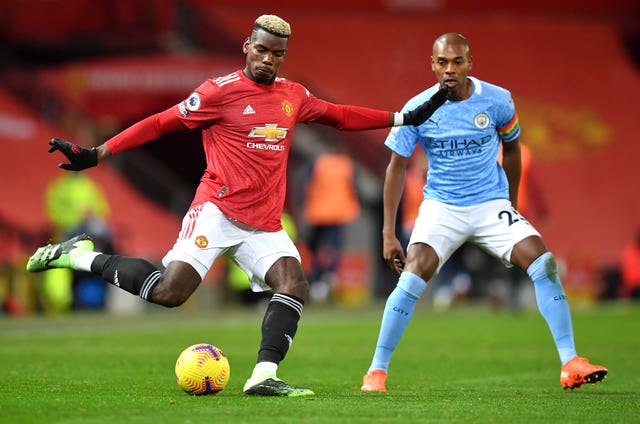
[265,257,309,299]
[404,259,437,282]
[149,263,201,307]
[149,277,190,307]
[152,292,189,308]
[275,276,309,301]
[405,243,438,280]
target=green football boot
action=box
[26,234,94,272]
[243,378,315,397]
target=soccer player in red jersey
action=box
[26,14,447,397]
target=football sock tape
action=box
[257,293,304,364]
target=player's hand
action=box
[48,138,98,171]
[403,85,448,126]
[383,236,406,275]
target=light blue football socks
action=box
[368,272,427,372]
[527,252,577,365]
[368,252,577,372]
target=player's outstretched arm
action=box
[48,107,189,172]
[402,86,448,126]
[48,138,99,171]
[313,86,447,130]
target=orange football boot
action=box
[560,356,608,389]
[361,370,387,392]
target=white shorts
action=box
[408,199,540,273]
[162,201,300,292]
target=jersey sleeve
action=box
[383,95,423,157]
[496,93,520,142]
[175,79,224,129]
[384,126,419,157]
[105,107,187,155]
[296,87,392,130]
[105,78,226,155]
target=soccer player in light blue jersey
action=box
[361,33,607,392]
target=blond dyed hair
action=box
[253,14,291,38]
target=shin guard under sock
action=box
[257,293,304,364]
[369,272,427,372]
[91,254,161,301]
[527,252,577,365]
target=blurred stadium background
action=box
[1,0,639,315]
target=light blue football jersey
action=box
[385,77,520,206]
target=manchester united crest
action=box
[281,100,293,117]
[195,235,208,249]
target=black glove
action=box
[48,138,98,171]
[403,85,449,126]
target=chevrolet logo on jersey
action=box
[248,124,288,142]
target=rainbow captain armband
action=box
[498,113,520,142]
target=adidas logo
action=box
[243,105,256,115]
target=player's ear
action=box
[242,37,250,54]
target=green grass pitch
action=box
[1,302,638,423]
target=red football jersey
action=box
[176,70,391,231]
[106,70,393,232]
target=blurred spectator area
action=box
[1,0,639,296]
[0,0,175,54]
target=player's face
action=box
[243,30,288,85]
[431,41,472,100]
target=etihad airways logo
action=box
[247,124,288,151]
